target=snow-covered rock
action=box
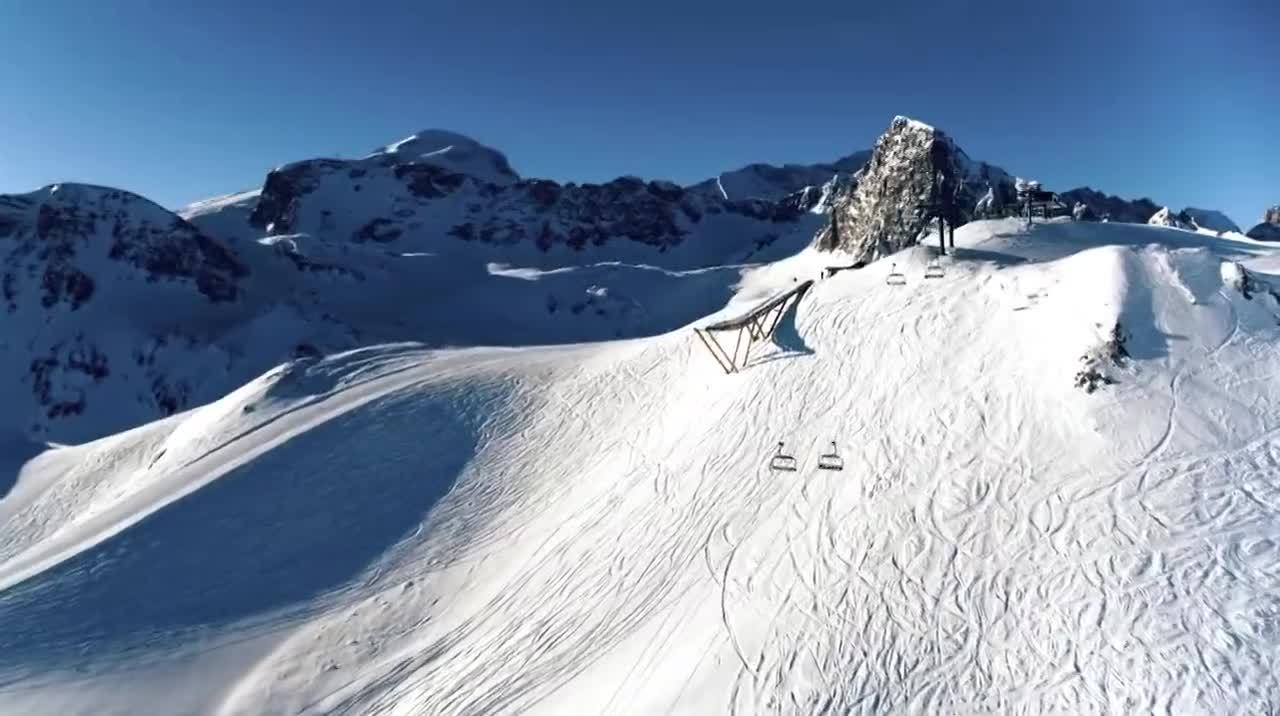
[974,185,1000,217]
[177,189,262,245]
[1148,206,1196,230]
[236,145,816,270]
[1072,201,1097,221]
[1057,187,1162,224]
[366,129,519,186]
[0,185,266,440]
[813,116,1014,259]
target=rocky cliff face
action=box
[236,146,810,268]
[1056,188,1161,225]
[1247,207,1280,241]
[0,184,245,312]
[0,185,268,440]
[1148,206,1196,230]
[813,117,1007,259]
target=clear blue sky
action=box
[1,0,1274,226]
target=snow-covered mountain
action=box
[0,185,271,442]
[1184,206,1241,234]
[1148,206,1196,230]
[685,151,871,202]
[187,137,817,270]
[1057,187,1163,224]
[5,215,1280,714]
[4,137,834,442]
[1150,206,1247,235]
[3,120,1245,444]
[367,129,520,186]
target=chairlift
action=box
[924,259,944,279]
[769,441,798,472]
[885,263,906,286]
[817,441,844,471]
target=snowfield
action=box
[4,219,1280,715]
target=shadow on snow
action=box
[0,379,501,672]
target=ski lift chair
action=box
[769,442,798,472]
[885,263,907,286]
[924,258,944,279]
[817,441,844,471]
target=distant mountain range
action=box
[0,120,1249,441]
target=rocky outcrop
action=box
[1072,202,1098,221]
[1246,207,1280,240]
[241,135,812,264]
[0,184,246,312]
[813,117,1008,259]
[0,184,263,440]
[1148,206,1196,230]
[1057,187,1161,225]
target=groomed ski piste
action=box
[4,218,1280,715]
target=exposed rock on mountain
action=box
[1057,187,1162,225]
[1148,206,1196,230]
[1247,207,1280,240]
[0,185,272,440]
[813,117,1009,259]
[1,184,245,311]
[231,135,817,269]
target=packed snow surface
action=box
[4,219,1280,714]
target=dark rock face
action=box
[1057,188,1161,225]
[0,184,257,441]
[1148,206,1197,230]
[0,185,247,312]
[814,117,994,259]
[245,152,808,257]
[1247,223,1280,241]
[1246,207,1280,240]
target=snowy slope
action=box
[5,219,1280,714]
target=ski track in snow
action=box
[3,220,1280,714]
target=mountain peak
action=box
[366,129,518,185]
[891,115,938,134]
